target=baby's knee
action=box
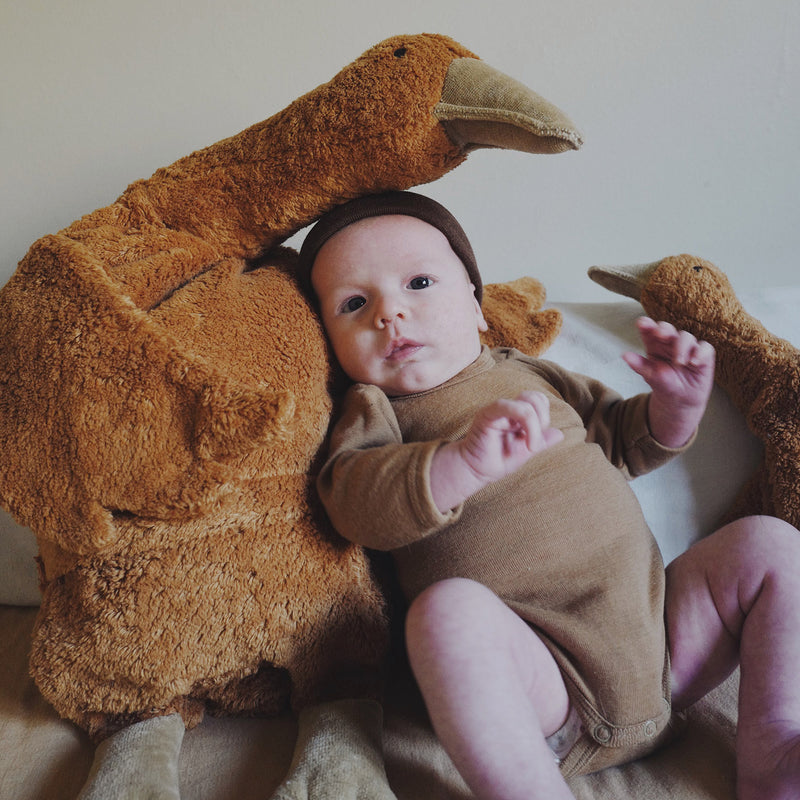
[720,515,800,573]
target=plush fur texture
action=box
[590,254,800,531]
[481,276,562,352]
[0,33,576,742]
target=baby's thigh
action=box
[405,577,569,733]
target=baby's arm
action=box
[622,317,715,448]
[430,391,563,513]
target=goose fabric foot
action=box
[78,714,185,800]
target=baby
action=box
[298,191,800,800]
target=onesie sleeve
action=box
[317,384,462,550]
[509,351,694,478]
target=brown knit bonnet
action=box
[296,191,482,303]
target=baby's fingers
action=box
[511,391,563,451]
[636,318,682,357]
[477,392,553,446]
[687,338,716,369]
[481,395,542,435]
[516,390,552,427]
[636,317,710,366]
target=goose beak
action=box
[435,57,583,154]
[587,261,661,301]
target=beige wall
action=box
[3,0,798,301]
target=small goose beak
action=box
[588,261,662,301]
[435,57,583,154]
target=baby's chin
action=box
[383,350,483,398]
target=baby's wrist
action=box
[647,394,704,448]
[430,441,488,513]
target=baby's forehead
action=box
[312,215,459,279]
[297,191,482,303]
[321,214,447,252]
[310,217,472,301]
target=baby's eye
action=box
[341,296,366,313]
[409,276,433,290]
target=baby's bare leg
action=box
[665,515,800,800]
[405,577,574,800]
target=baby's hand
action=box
[623,318,715,403]
[622,317,716,447]
[430,391,563,512]
[459,391,564,484]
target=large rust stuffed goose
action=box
[0,34,578,799]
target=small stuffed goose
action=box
[590,254,800,530]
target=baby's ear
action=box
[474,293,489,332]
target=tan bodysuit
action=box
[318,347,690,775]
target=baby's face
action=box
[311,215,487,396]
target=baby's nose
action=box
[374,297,405,328]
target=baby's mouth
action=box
[385,339,422,361]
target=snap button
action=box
[644,720,657,737]
[594,724,612,743]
